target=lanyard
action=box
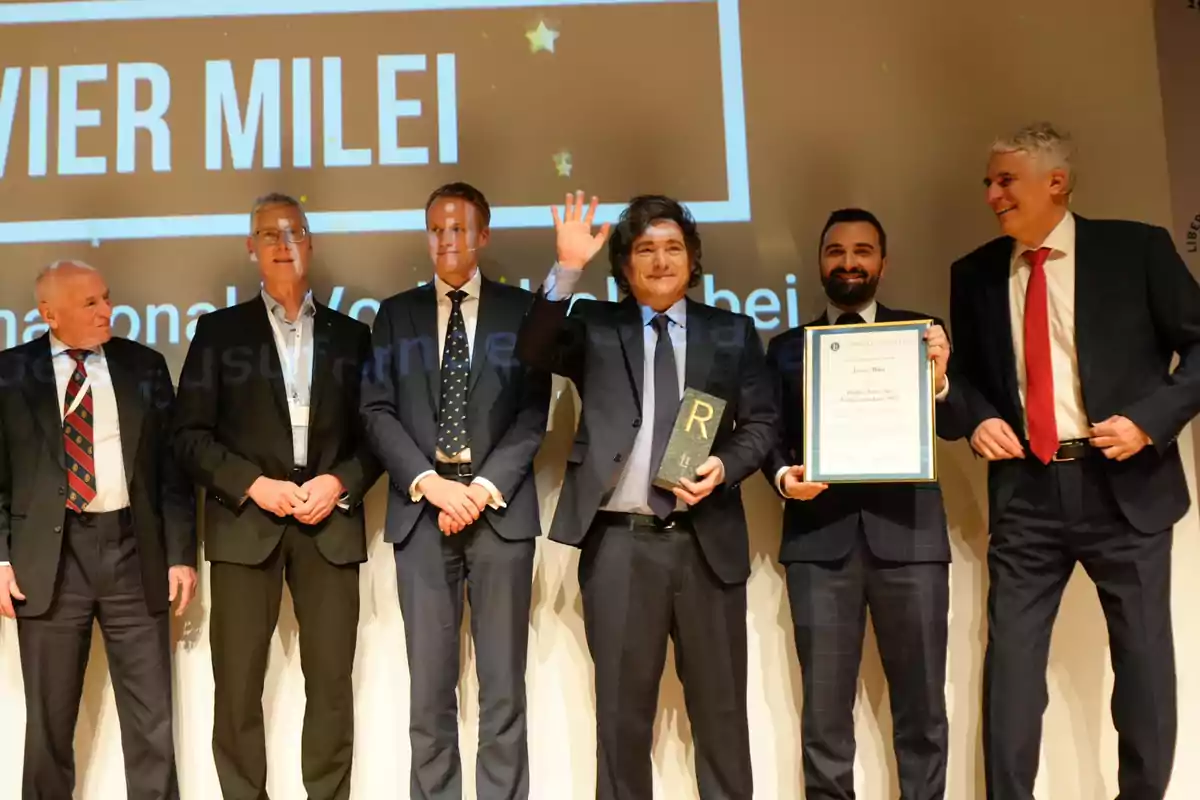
[265,306,307,405]
[63,372,93,418]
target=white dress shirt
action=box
[51,333,130,511]
[407,268,505,507]
[1008,211,1089,440]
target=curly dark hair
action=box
[607,195,703,295]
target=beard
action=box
[822,269,879,307]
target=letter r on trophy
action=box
[653,388,728,490]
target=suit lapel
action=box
[408,283,441,417]
[22,335,66,469]
[468,278,500,397]
[308,304,335,426]
[985,243,1023,427]
[248,296,292,423]
[685,299,715,392]
[105,342,144,484]
[1072,216,1096,396]
[617,296,645,407]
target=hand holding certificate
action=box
[804,319,936,482]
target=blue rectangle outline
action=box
[0,0,750,244]
[803,321,935,483]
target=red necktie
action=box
[63,349,98,512]
[1022,247,1057,464]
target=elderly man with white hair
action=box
[945,122,1200,799]
[0,260,197,800]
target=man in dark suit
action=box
[765,209,964,800]
[171,193,380,800]
[516,192,777,800]
[360,182,550,800]
[0,260,197,800]
[946,122,1200,799]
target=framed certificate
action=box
[803,319,936,483]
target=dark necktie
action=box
[836,311,865,325]
[63,349,97,512]
[437,290,471,458]
[1022,247,1057,463]
[648,314,679,518]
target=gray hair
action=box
[249,192,307,232]
[991,122,1076,192]
[35,259,97,302]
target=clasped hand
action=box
[420,475,493,535]
[247,474,344,525]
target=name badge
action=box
[289,404,311,426]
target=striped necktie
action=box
[62,349,97,512]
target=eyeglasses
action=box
[254,228,309,245]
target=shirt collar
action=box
[640,296,688,329]
[261,286,316,321]
[49,332,102,357]
[1011,210,1075,263]
[434,268,483,301]
[826,299,878,325]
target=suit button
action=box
[614,454,623,463]
[53,525,61,533]
[633,418,641,428]
[58,487,64,495]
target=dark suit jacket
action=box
[516,291,778,585]
[0,335,196,617]
[764,305,968,564]
[360,278,550,545]
[171,297,381,566]
[946,216,1200,533]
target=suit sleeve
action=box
[945,259,1002,440]
[171,314,263,506]
[713,318,779,487]
[0,401,11,563]
[474,353,552,503]
[1119,225,1200,451]
[931,315,970,441]
[760,335,793,492]
[150,354,196,567]
[329,322,384,509]
[360,302,437,494]
[515,288,586,387]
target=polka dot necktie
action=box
[437,290,471,457]
[62,349,97,512]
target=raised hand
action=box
[553,190,611,269]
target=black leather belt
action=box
[1051,438,1093,462]
[65,507,131,526]
[436,462,474,478]
[594,510,693,531]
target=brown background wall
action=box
[2,1,1198,798]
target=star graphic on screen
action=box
[526,21,560,53]
[553,150,573,177]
